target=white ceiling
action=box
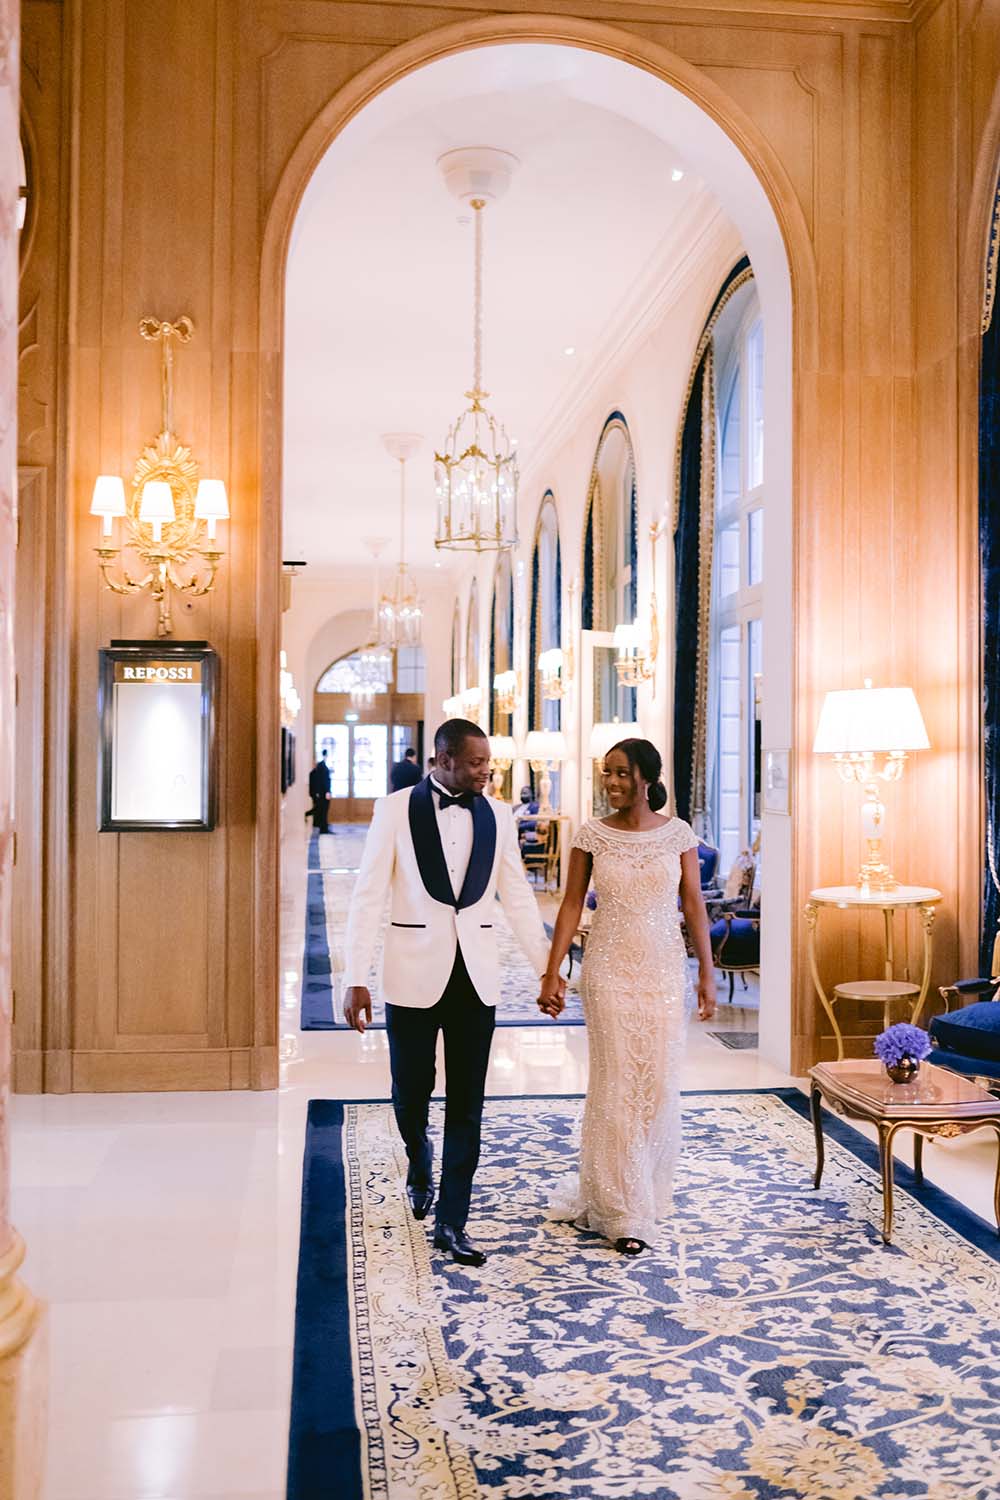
[282,45,727,572]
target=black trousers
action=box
[385,948,496,1231]
[310,795,329,831]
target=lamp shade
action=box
[537,648,563,675]
[612,621,641,651]
[524,729,567,763]
[493,670,518,693]
[813,684,930,754]
[138,480,176,525]
[442,694,464,717]
[488,735,517,762]
[589,719,641,760]
[194,479,229,520]
[90,474,126,518]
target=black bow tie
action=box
[437,790,474,812]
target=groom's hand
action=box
[344,986,373,1033]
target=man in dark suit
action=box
[390,746,422,792]
[308,750,332,833]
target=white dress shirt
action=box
[430,775,474,897]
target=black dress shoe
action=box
[433,1223,487,1267]
[406,1185,434,1221]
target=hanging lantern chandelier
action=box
[378,433,423,647]
[434,148,519,554]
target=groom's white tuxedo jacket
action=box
[344,777,551,1008]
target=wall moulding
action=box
[17,0,994,1087]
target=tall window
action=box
[489,552,514,735]
[583,416,638,723]
[711,296,764,873]
[450,601,461,696]
[466,578,481,695]
[531,495,561,732]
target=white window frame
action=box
[712,299,764,872]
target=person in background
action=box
[308,749,332,834]
[513,785,535,823]
[390,746,423,792]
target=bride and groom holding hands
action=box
[344,717,717,1267]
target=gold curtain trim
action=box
[530,494,558,733]
[984,179,1000,335]
[691,342,716,817]
[672,266,755,531]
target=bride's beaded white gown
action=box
[562,815,700,1244]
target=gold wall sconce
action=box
[89,316,229,637]
[537,648,567,701]
[612,519,668,691]
[461,686,483,725]
[492,669,521,719]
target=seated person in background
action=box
[390,746,423,792]
[513,786,535,822]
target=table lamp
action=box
[588,718,641,764]
[523,729,566,816]
[487,734,517,799]
[813,679,929,891]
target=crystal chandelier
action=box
[434,148,519,554]
[378,434,423,647]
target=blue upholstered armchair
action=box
[928,969,1000,1087]
[710,908,761,1004]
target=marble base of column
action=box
[0,1230,47,1498]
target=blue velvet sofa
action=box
[928,977,1000,1087]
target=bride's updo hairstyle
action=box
[610,738,668,812]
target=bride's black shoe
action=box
[615,1237,647,1256]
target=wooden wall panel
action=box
[11,0,1000,1086]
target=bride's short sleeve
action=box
[572,821,600,857]
[674,819,701,853]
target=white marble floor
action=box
[10,818,999,1499]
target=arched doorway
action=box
[262,21,815,1073]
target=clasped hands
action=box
[537,972,567,1018]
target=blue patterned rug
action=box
[288,1088,1000,1500]
[301,829,583,1030]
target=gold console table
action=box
[803,885,942,1061]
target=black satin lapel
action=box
[408,778,455,908]
[458,796,497,911]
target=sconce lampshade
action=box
[813,683,929,754]
[138,480,176,526]
[442,694,464,718]
[194,479,230,521]
[488,735,517,762]
[589,719,641,760]
[537,647,563,676]
[90,474,127,518]
[523,729,567,764]
[612,622,641,652]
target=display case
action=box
[98,640,218,831]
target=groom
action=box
[344,719,564,1266]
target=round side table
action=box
[803,885,942,1061]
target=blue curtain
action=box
[528,545,539,732]
[673,357,705,823]
[981,184,1000,970]
[489,593,497,735]
[582,502,595,631]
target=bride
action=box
[539,738,716,1256]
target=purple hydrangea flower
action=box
[873,1023,932,1067]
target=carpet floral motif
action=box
[343,1094,1000,1500]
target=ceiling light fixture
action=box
[671,168,685,182]
[434,147,519,554]
[378,433,423,648]
[563,346,576,356]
